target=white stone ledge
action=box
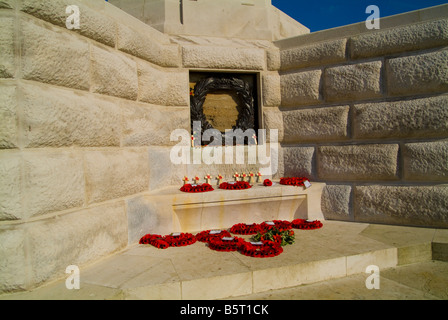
[126,182,326,243]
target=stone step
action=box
[1,221,446,300]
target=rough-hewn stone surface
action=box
[321,185,352,221]
[281,39,347,70]
[0,85,18,149]
[182,45,265,70]
[84,149,150,204]
[317,144,399,181]
[27,201,127,287]
[118,24,180,68]
[0,152,22,220]
[0,17,14,78]
[122,102,190,147]
[137,62,189,106]
[386,50,448,96]
[353,96,448,139]
[0,228,26,292]
[91,45,138,100]
[263,109,284,142]
[20,83,122,148]
[0,0,14,9]
[266,48,281,71]
[282,146,315,179]
[23,151,85,219]
[281,70,322,106]
[324,61,383,102]
[403,141,448,182]
[262,73,281,107]
[282,106,349,143]
[350,19,448,59]
[21,19,90,91]
[355,185,448,228]
[21,0,116,47]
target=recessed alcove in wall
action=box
[189,72,261,146]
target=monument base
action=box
[126,182,326,244]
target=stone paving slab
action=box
[1,221,446,300]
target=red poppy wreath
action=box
[180,183,214,193]
[239,240,283,258]
[291,219,323,230]
[195,230,232,243]
[219,181,252,190]
[230,223,261,235]
[279,177,310,187]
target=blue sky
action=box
[272,0,448,32]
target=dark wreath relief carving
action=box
[190,76,257,146]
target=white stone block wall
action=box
[273,9,448,228]
[0,0,192,293]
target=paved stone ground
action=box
[232,260,448,300]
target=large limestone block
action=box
[0,227,26,293]
[355,185,448,228]
[317,144,399,181]
[122,102,190,147]
[403,141,448,182]
[21,0,116,47]
[23,151,85,219]
[0,152,22,221]
[321,185,352,221]
[0,0,14,9]
[281,39,347,70]
[117,24,180,68]
[91,45,138,100]
[282,146,315,179]
[20,83,121,148]
[27,201,127,287]
[262,72,281,107]
[353,96,448,139]
[148,146,187,191]
[84,148,150,204]
[182,45,265,70]
[282,106,349,143]
[0,16,14,78]
[21,19,90,91]
[386,50,448,96]
[137,62,189,106]
[0,85,18,149]
[281,70,322,106]
[266,48,281,71]
[351,19,448,59]
[263,108,284,142]
[324,61,382,102]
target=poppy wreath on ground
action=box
[291,219,323,230]
[180,183,214,193]
[259,220,292,232]
[208,236,245,252]
[163,233,197,247]
[239,240,283,258]
[139,234,170,249]
[230,223,261,235]
[219,181,252,190]
[279,177,309,187]
[139,233,197,249]
[263,179,273,187]
[195,230,232,243]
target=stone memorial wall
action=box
[0,0,447,293]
